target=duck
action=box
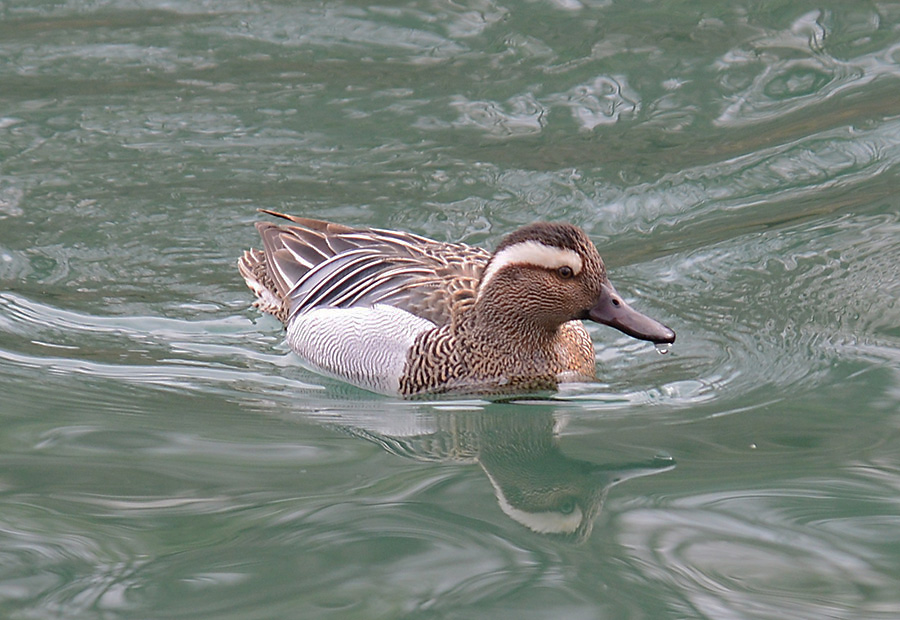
[238,210,675,397]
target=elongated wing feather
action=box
[255,213,490,327]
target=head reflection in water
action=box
[471,410,673,541]
[347,407,674,542]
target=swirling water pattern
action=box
[1,1,900,618]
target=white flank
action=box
[286,304,435,395]
[478,240,583,299]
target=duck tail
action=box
[238,249,289,324]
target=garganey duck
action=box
[238,211,675,397]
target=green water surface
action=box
[1,1,899,618]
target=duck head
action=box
[477,223,675,344]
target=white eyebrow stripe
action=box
[483,468,583,534]
[478,240,583,298]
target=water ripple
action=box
[715,9,900,127]
[648,210,900,410]
[0,292,321,402]
[589,116,900,236]
[619,485,900,619]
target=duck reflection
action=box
[337,406,674,542]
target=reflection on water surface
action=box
[329,407,674,541]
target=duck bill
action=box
[588,283,676,344]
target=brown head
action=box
[475,223,675,344]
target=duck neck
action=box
[468,298,559,355]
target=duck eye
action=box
[557,265,574,279]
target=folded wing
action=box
[255,211,490,327]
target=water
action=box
[1,1,899,618]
